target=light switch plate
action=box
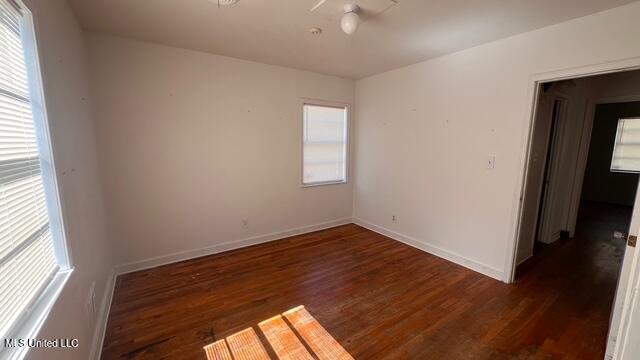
[487,156,496,170]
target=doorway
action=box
[513,69,640,358]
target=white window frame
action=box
[610,117,640,174]
[300,98,350,187]
[1,0,72,357]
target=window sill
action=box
[301,180,348,188]
[1,269,73,360]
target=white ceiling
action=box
[70,0,637,79]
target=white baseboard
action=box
[89,269,116,360]
[114,218,353,275]
[81,219,625,359]
[90,218,351,359]
[94,216,504,358]
[352,218,505,281]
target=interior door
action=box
[537,98,568,244]
[619,279,640,359]
[614,239,639,360]
[607,183,640,358]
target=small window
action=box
[302,102,348,186]
[611,118,640,173]
[0,0,70,345]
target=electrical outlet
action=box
[392,215,397,223]
[242,219,249,229]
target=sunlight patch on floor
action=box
[204,306,353,360]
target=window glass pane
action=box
[0,0,59,340]
[303,104,347,184]
[0,1,29,99]
[611,118,640,173]
[0,229,56,337]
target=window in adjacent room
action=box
[611,117,640,173]
[302,102,348,186]
[0,0,71,347]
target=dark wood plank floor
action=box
[102,203,628,359]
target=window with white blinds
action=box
[611,118,640,173]
[302,103,348,185]
[0,0,61,340]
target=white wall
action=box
[85,34,355,269]
[353,2,640,281]
[20,0,114,359]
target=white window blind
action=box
[611,118,640,173]
[302,103,348,185]
[0,0,58,340]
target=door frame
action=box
[506,56,640,283]
[505,56,640,360]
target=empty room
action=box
[3,0,640,359]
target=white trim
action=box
[353,218,504,281]
[505,77,544,283]
[18,0,71,270]
[89,270,116,360]
[300,180,347,188]
[114,218,353,275]
[1,270,72,360]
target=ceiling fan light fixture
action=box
[340,4,360,35]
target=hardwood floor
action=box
[102,204,628,359]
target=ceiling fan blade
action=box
[309,0,329,12]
